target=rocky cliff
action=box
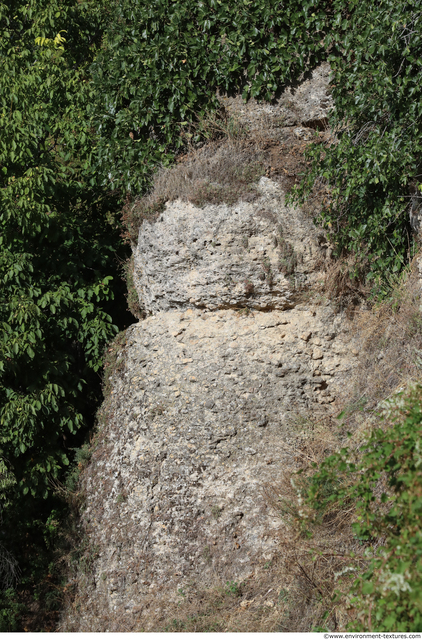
[61,65,362,632]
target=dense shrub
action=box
[307,386,422,631]
[0,0,131,627]
[293,0,422,286]
[0,0,128,504]
[90,0,334,194]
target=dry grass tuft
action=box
[182,108,250,145]
[148,572,285,633]
[323,253,370,311]
[341,258,422,428]
[121,254,144,319]
[121,141,267,244]
[61,565,294,632]
[261,414,367,632]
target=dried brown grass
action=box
[122,140,267,244]
[258,413,365,632]
[60,562,292,632]
[121,108,330,248]
[324,254,370,303]
[146,570,287,632]
[341,258,422,428]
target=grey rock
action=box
[219,63,333,135]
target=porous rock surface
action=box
[220,62,333,139]
[61,65,358,631]
[62,201,358,631]
[134,178,326,314]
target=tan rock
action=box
[300,331,312,342]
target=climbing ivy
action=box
[292,0,422,286]
[90,0,334,194]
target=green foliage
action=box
[0,0,128,503]
[224,580,242,597]
[0,589,24,632]
[307,386,422,631]
[291,0,422,286]
[90,0,334,194]
[0,0,131,627]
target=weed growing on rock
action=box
[102,331,128,402]
[324,254,370,309]
[121,196,167,245]
[243,279,255,296]
[202,546,212,564]
[121,255,144,319]
[182,109,249,145]
[278,238,298,277]
[211,505,222,520]
[224,580,242,597]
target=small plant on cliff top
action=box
[224,580,242,597]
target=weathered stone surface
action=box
[62,302,357,631]
[220,63,332,136]
[134,178,325,314]
[61,65,358,632]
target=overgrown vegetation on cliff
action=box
[308,385,422,631]
[1,0,422,631]
[293,0,422,289]
[0,0,131,629]
[89,0,333,194]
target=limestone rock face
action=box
[62,194,358,631]
[221,62,333,136]
[134,178,324,314]
[62,303,356,631]
[61,66,358,632]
